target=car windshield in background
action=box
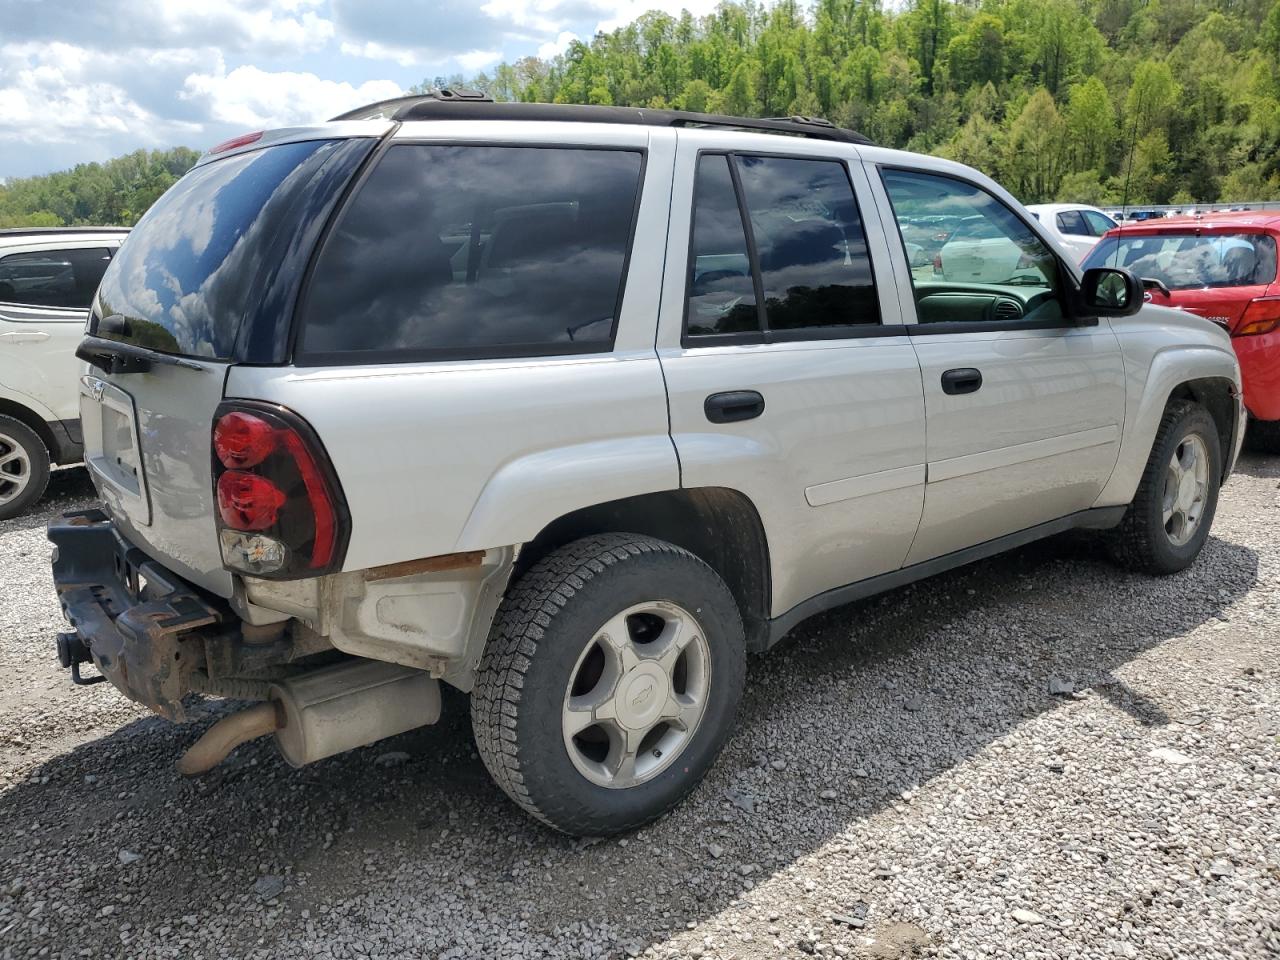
[91,139,339,359]
[1085,233,1279,290]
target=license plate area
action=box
[80,374,151,525]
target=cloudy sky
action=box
[0,0,721,179]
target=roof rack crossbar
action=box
[330,95,872,145]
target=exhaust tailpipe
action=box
[176,660,440,775]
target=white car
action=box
[1026,203,1118,261]
[50,95,1242,836]
[0,227,129,518]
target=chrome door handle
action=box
[0,331,50,343]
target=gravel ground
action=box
[1,462,1277,960]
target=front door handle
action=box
[705,390,765,424]
[0,331,50,343]
[941,368,982,395]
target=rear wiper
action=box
[76,336,208,375]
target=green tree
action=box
[1065,77,1118,173]
[1003,88,1066,201]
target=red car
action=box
[1084,212,1280,450]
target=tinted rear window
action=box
[92,139,339,359]
[1085,232,1278,289]
[298,145,644,362]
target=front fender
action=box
[1095,338,1241,508]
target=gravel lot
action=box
[1,462,1277,960]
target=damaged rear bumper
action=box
[48,509,227,721]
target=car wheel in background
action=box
[1110,400,1221,575]
[0,415,51,521]
[471,533,745,836]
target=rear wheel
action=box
[471,534,745,836]
[1110,400,1220,574]
[1246,417,1280,454]
[0,416,50,521]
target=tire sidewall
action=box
[0,415,51,521]
[513,550,745,833]
[1142,406,1221,570]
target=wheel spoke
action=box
[607,725,645,783]
[653,619,695,675]
[659,692,702,731]
[596,612,640,673]
[0,449,25,468]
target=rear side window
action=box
[1083,210,1116,236]
[298,145,644,362]
[93,139,343,359]
[685,153,880,342]
[1084,233,1279,289]
[0,248,111,309]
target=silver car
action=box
[50,93,1243,836]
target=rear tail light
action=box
[933,252,943,273]
[211,403,349,578]
[1233,297,1280,337]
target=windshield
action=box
[1085,232,1278,290]
[91,139,338,359]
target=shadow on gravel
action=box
[1230,449,1280,480]
[0,530,1259,957]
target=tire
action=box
[471,533,746,836]
[0,415,51,521]
[1245,417,1280,454]
[1110,400,1221,575]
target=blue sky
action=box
[0,0,721,179]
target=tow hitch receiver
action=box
[55,631,105,685]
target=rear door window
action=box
[1083,210,1116,236]
[1055,210,1088,236]
[298,145,644,362]
[0,247,111,309]
[684,152,880,342]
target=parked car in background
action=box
[1026,204,1118,261]
[1084,211,1280,450]
[0,227,128,518]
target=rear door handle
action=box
[705,390,765,424]
[941,368,982,395]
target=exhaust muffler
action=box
[177,659,441,775]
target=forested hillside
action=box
[0,148,199,228]
[4,0,1279,229]
[455,0,1280,204]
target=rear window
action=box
[92,139,340,359]
[1085,233,1279,290]
[297,144,644,362]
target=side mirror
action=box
[1080,266,1143,317]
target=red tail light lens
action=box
[1234,297,1280,337]
[933,253,943,272]
[211,403,349,578]
[214,411,277,468]
[217,471,286,530]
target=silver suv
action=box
[51,94,1243,836]
[0,227,128,518]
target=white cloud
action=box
[537,30,579,60]
[455,50,504,72]
[182,63,402,128]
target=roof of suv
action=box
[332,90,874,146]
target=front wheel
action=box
[471,534,745,836]
[1110,400,1221,575]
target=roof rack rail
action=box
[330,96,873,145]
[0,226,131,239]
